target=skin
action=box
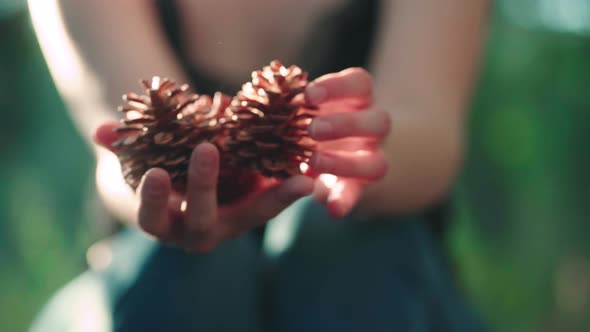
[29,0,489,252]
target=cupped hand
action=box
[304,68,391,219]
[94,124,314,253]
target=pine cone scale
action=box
[222,61,317,178]
[111,76,235,192]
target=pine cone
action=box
[112,77,232,193]
[223,60,318,178]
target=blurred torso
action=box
[175,0,347,86]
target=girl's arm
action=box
[29,0,190,141]
[365,0,490,213]
[29,1,313,252]
[29,0,190,223]
[306,0,490,216]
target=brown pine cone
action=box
[222,60,318,178]
[112,77,232,193]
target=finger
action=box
[317,137,377,153]
[137,168,173,239]
[313,174,338,203]
[327,178,363,219]
[309,109,391,141]
[228,175,314,234]
[310,150,388,181]
[93,122,126,152]
[305,67,373,106]
[184,143,220,238]
[166,193,185,231]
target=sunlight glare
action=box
[353,150,371,156]
[299,162,309,174]
[126,111,143,120]
[327,180,346,202]
[86,241,113,272]
[28,0,111,136]
[279,66,289,76]
[319,173,338,188]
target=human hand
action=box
[94,124,314,252]
[304,68,391,219]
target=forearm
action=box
[29,0,190,225]
[29,0,189,145]
[360,106,464,213]
[359,0,489,213]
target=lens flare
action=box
[319,173,338,188]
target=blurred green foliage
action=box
[451,7,590,332]
[0,8,95,332]
[0,3,588,332]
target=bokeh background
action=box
[0,1,589,331]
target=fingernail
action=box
[309,120,332,139]
[306,84,327,104]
